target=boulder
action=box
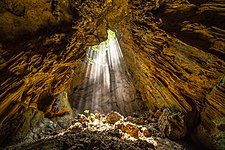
[116,122,139,138]
[141,127,152,137]
[105,111,123,124]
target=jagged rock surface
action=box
[0,0,224,149]
[158,108,187,139]
[5,112,187,150]
[0,0,73,40]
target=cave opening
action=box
[70,29,143,116]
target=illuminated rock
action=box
[106,111,123,124]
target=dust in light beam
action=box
[72,29,139,116]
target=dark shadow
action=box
[3,129,155,150]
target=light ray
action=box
[73,29,138,115]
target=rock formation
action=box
[158,108,187,140]
[6,111,186,150]
[0,0,224,149]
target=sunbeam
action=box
[71,29,140,116]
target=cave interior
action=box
[0,0,225,149]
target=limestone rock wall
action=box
[0,0,112,146]
[0,0,73,40]
[0,0,224,149]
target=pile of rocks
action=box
[68,111,161,141]
[7,110,188,150]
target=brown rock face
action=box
[0,0,73,40]
[196,76,225,149]
[158,108,187,139]
[0,0,224,149]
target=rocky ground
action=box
[4,110,198,150]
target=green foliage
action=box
[86,29,116,64]
[107,29,116,40]
[92,45,99,51]
[84,109,90,114]
[87,57,94,63]
[84,110,95,118]
[89,29,115,52]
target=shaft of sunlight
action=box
[72,29,138,115]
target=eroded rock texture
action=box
[158,108,187,140]
[0,0,224,149]
[6,112,186,150]
[0,0,73,40]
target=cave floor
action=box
[5,111,199,150]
